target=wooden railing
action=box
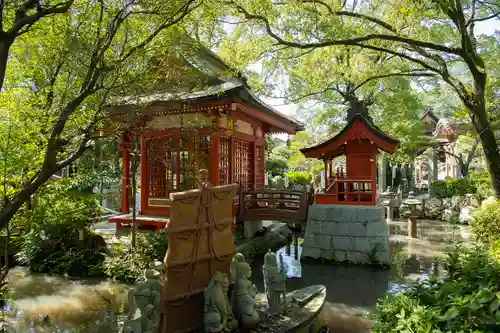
[236,187,312,227]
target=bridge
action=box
[107,185,313,232]
[236,187,313,229]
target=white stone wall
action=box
[301,204,391,265]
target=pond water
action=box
[1,219,467,333]
[250,219,468,333]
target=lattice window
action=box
[234,139,253,190]
[147,135,211,198]
[219,137,230,185]
[255,145,264,189]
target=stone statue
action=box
[230,253,246,283]
[122,264,162,333]
[262,250,287,315]
[203,272,235,333]
[235,262,258,298]
[232,274,261,331]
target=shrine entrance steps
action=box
[236,187,313,230]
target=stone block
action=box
[321,220,337,235]
[302,233,316,247]
[366,220,386,236]
[307,220,323,234]
[356,208,370,223]
[316,235,332,249]
[334,250,346,262]
[320,249,335,260]
[349,223,367,237]
[308,205,328,220]
[331,236,354,250]
[354,237,372,253]
[301,247,321,259]
[370,236,389,251]
[346,251,369,264]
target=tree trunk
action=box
[470,104,500,197]
[0,170,51,229]
[0,37,13,91]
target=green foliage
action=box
[470,171,493,200]
[266,157,288,177]
[371,245,500,333]
[16,184,105,277]
[430,179,472,198]
[470,198,500,246]
[267,132,323,178]
[104,231,168,283]
[287,170,312,186]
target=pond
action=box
[1,219,467,333]
[249,219,467,333]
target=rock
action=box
[450,195,467,211]
[424,197,443,219]
[441,209,458,222]
[465,194,480,208]
[443,198,452,209]
[150,260,164,271]
[459,206,477,224]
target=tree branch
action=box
[8,1,74,38]
[350,70,437,93]
[232,1,462,55]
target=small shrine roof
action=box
[300,114,399,159]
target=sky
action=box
[258,19,500,127]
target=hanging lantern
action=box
[287,134,291,147]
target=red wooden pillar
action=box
[324,160,329,191]
[230,137,235,183]
[121,133,131,214]
[253,141,258,190]
[140,135,148,214]
[371,154,377,204]
[211,134,220,185]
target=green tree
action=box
[222,0,500,197]
[0,0,202,269]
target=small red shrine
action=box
[301,112,398,205]
[107,45,303,229]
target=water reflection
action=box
[251,219,467,311]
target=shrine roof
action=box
[300,114,399,159]
[109,36,304,133]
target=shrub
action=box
[470,198,500,246]
[16,186,105,277]
[104,231,168,283]
[371,245,500,333]
[287,170,313,186]
[430,178,472,198]
[469,171,493,200]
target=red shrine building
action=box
[301,112,398,205]
[107,45,303,230]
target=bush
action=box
[469,171,493,200]
[470,198,500,246]
[430,178,472,198]
[287,170,313,186]
[104,231,168,283]
[16,186,105,277]
[371,245,500,333]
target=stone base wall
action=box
[301,204,390,265]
